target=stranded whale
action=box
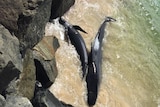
[86,17,116,106]
[59,18,88,78]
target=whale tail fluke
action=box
[105,16,116,22]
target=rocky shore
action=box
[0,0,75,106]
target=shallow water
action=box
[48,0,160,107]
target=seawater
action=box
[48,0,160,107]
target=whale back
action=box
[59,18,88,78]
[86,17,116,106]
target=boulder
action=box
[0,0,75,57]
[33,36,60,88]
[5,95,33,107]
[0,0,23,32]
[0,0,49,33]
[17,49,36,100]
[16,0,53,56]
[50,0,75,20]
[0,0,76,106]
[0,24,22,94]
[0,94,6,107]
[31,82,73,107]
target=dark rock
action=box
[0,0,23,32]
[16,0,53,57]
[0,0,75,57]
[0,94,6,107]
[34,59,53,89]
[0,62,20,94]
[0,0,76,106]
[17,49,36,100]
[50,0,75,20]
[31,82,73,107]
[33,36,59,88]
[52,36,60,52]
[0,24,22,94]
[5,95,33,107]
[0,0,45,33]
[2,78,19,99]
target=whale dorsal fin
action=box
[73,25,88,34]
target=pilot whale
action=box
[59,18,88,78]
[86,17,116,106]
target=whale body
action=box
[59,18,88,78]
[86,17,116,106]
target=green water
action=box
[104,0,160,106]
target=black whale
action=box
[86,17,116,106]
[59,18,88,78]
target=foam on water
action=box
[47,18,88,106]
[49,36,88,106]
[45,18,65,40]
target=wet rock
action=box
[31,82,73,107]
[33,36,60,88]
[0,24,22,93]
[50,0,75,20]
[5,95,33,107]
[0,94,6,107]
[17,49,36,100]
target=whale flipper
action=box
[73,25,88,34]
